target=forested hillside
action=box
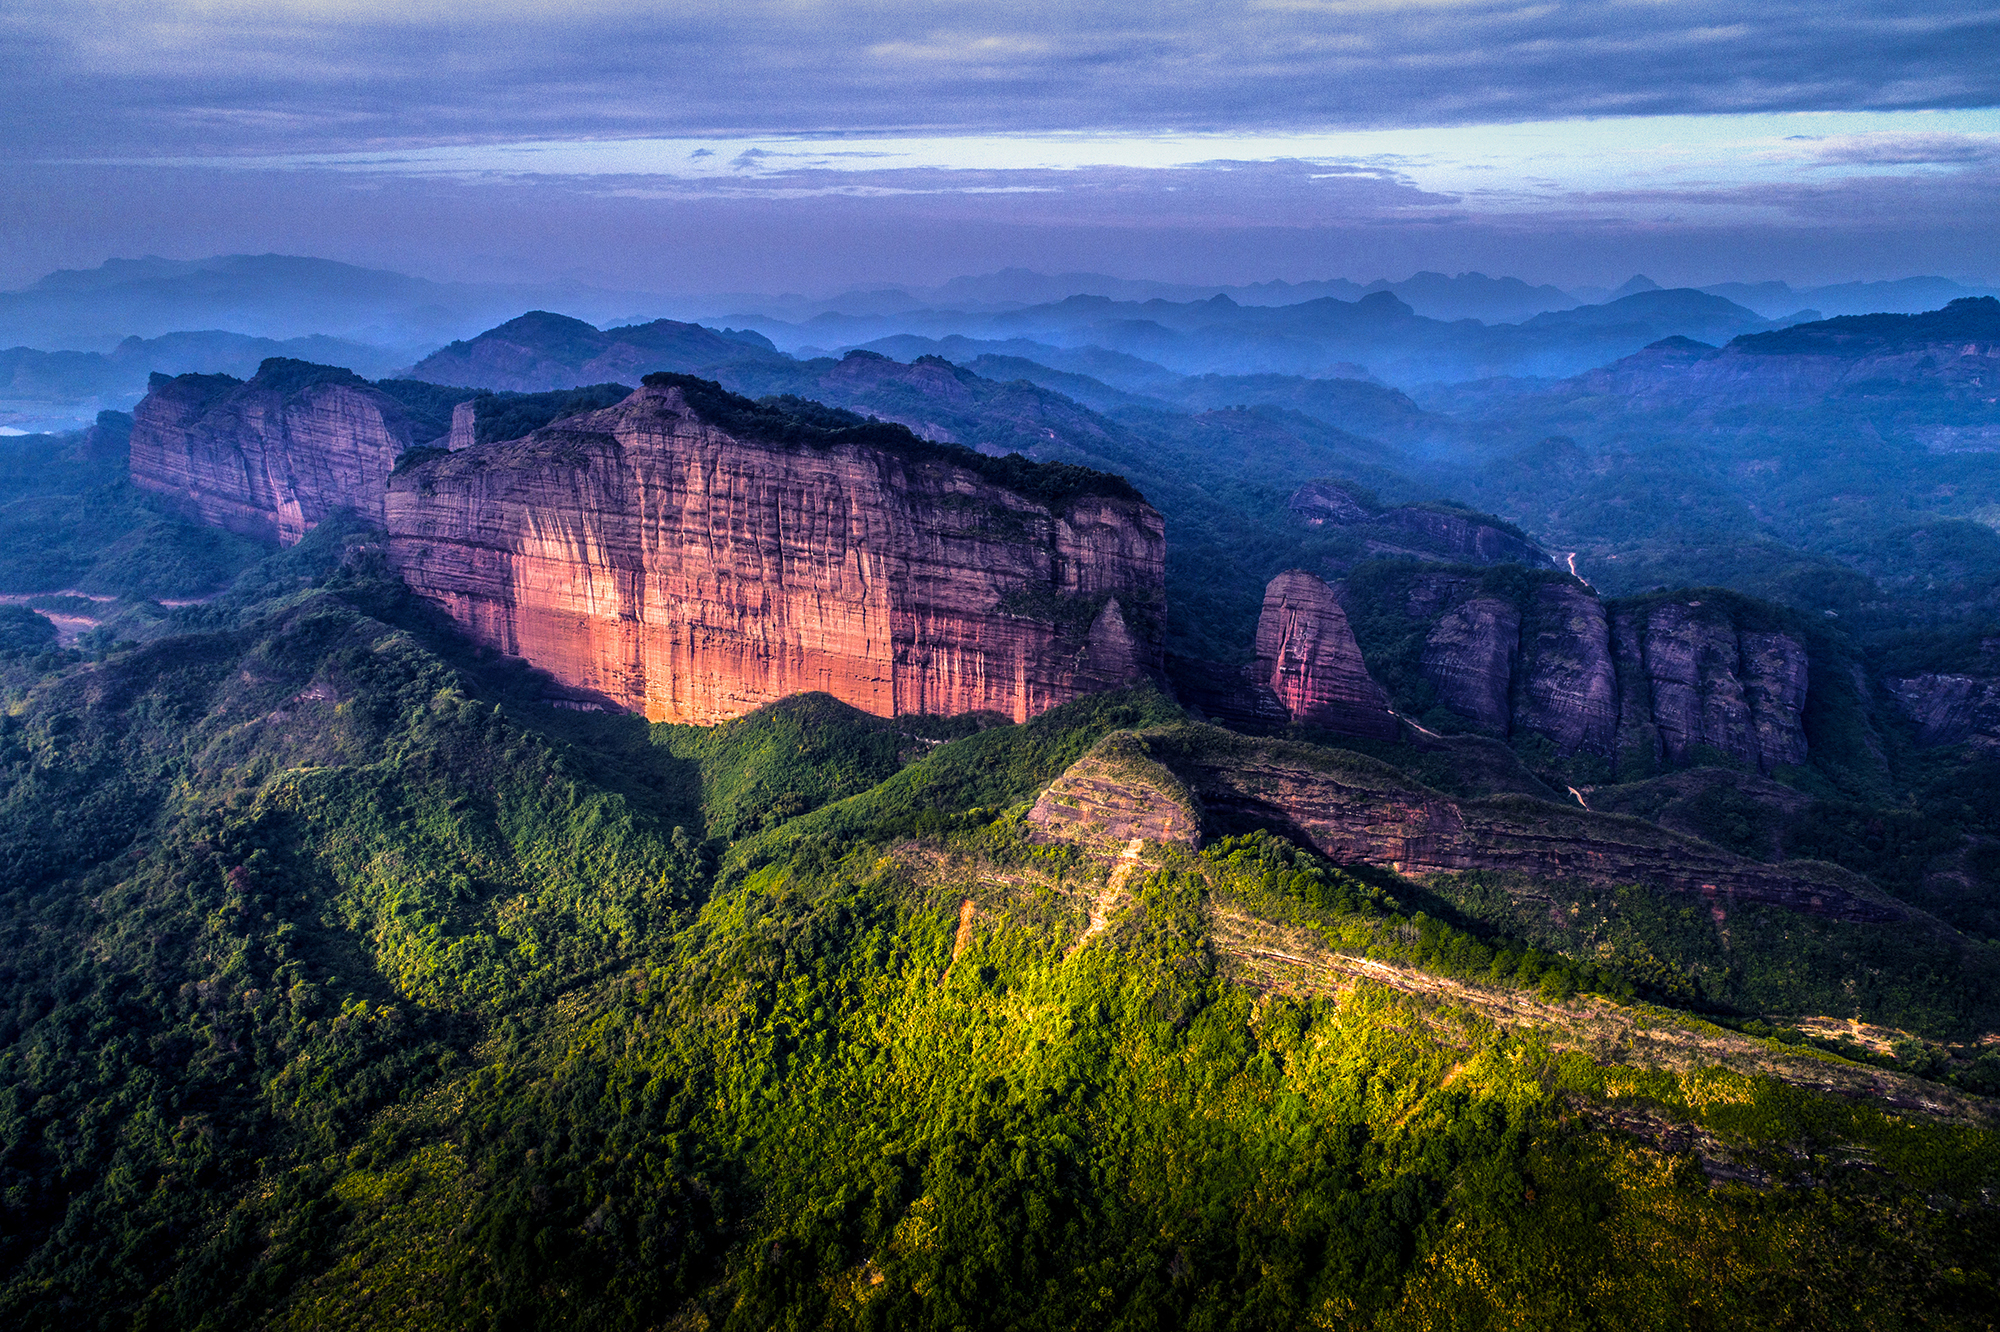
[0,481,1996,1328]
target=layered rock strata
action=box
[384,382,1166,724]
[1134,724,1905,924]
[1026,732,1202,850]
[131,362,416,543]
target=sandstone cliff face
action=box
[1253,571,1396,737]
[130,365,414,543]
[1632,606,1809,771]
[385,383,1166,725]
[1136,724,1904,924]
[1514,584,1619,757]
[1888,674,2000,747]
[1172,571,1398,739]
[1419,596,1518,734]
[1376,571,1810,775]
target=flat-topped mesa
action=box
[1254,570,1398,738]
[130,359,417,544]
[384,376,1167,725]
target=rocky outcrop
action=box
[1026,731,1201,850]
[1888,674,2000,747]
[1634,606,1808,771]
[1370,571,1811,775]
[1514,584,1619,756]
[1171,571,1398,739]
[446,400,477,451]
[1288,481,1553,569]
[1419,597,1518,734]
[1253,571,1397,738]
[130,360,416,543]
[384,379,1166,725]
[1138,724,1905,924]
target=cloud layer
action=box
[1,3,1994,295]
[6,1,1999,156]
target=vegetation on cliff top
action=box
[642,370,1147,510]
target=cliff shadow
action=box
[340,564,709,832]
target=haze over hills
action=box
[410,287,1810,390]
[4,281,2000,1327]
[13,0,2000,1316]
[713,269,2000,327]
[0,254,678,354]
[7,252,1996,442]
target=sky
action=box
[2,0,1998,295]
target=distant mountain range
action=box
[748,286,1811,384]
[0,254,677,353]
[7,253,1991,358]
[712,268,1999,326]
[5,253,1994,431]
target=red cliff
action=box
[1382,570,1810,775]
[383,378,1167,724]
[1253,570,1397,738]
[129,360,416,544]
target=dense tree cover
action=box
[0,416,270,600]
[642,372,1145,510]
[2,367,1999,1329]
[0,538,1995,1329]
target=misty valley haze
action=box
[3,0,2000,1327]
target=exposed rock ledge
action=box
[1037,724,1909,925]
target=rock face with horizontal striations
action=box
[384,380,1167,724]
[130,361,415,544]
[1026,731,1202,850]
[1253,570,1397,738]
[1141,723,1905,924]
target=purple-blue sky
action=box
[3,1,1997,294]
